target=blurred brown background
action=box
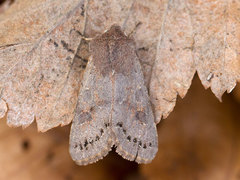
[0,76,240,180]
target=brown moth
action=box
[69,25,158,165]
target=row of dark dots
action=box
[73,122,110,151]
[49,38,75,54]
[116,122,152,149]
[48,26,88,56]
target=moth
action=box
[69,25,158,165]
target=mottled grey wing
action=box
[112,58,158,164]
[69,59,114,165]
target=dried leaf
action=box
[0,0,87,131]
[188,0,240,99]
[0,98,7,118]
[150,0,195,122]
[0,0,239,131]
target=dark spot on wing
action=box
[138,141,142,147]
[143,144,147,149]
[84,140,88,147]
[133,138,137,143]
[95,135,100,141]
[100,128,104,135]
[79,144,83,150]
[105,122,110,127]
[135,111,146,123]
[127,136,131,142]
[117,122,123,127]
[89,139,94,145]
[79,112,92,123]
